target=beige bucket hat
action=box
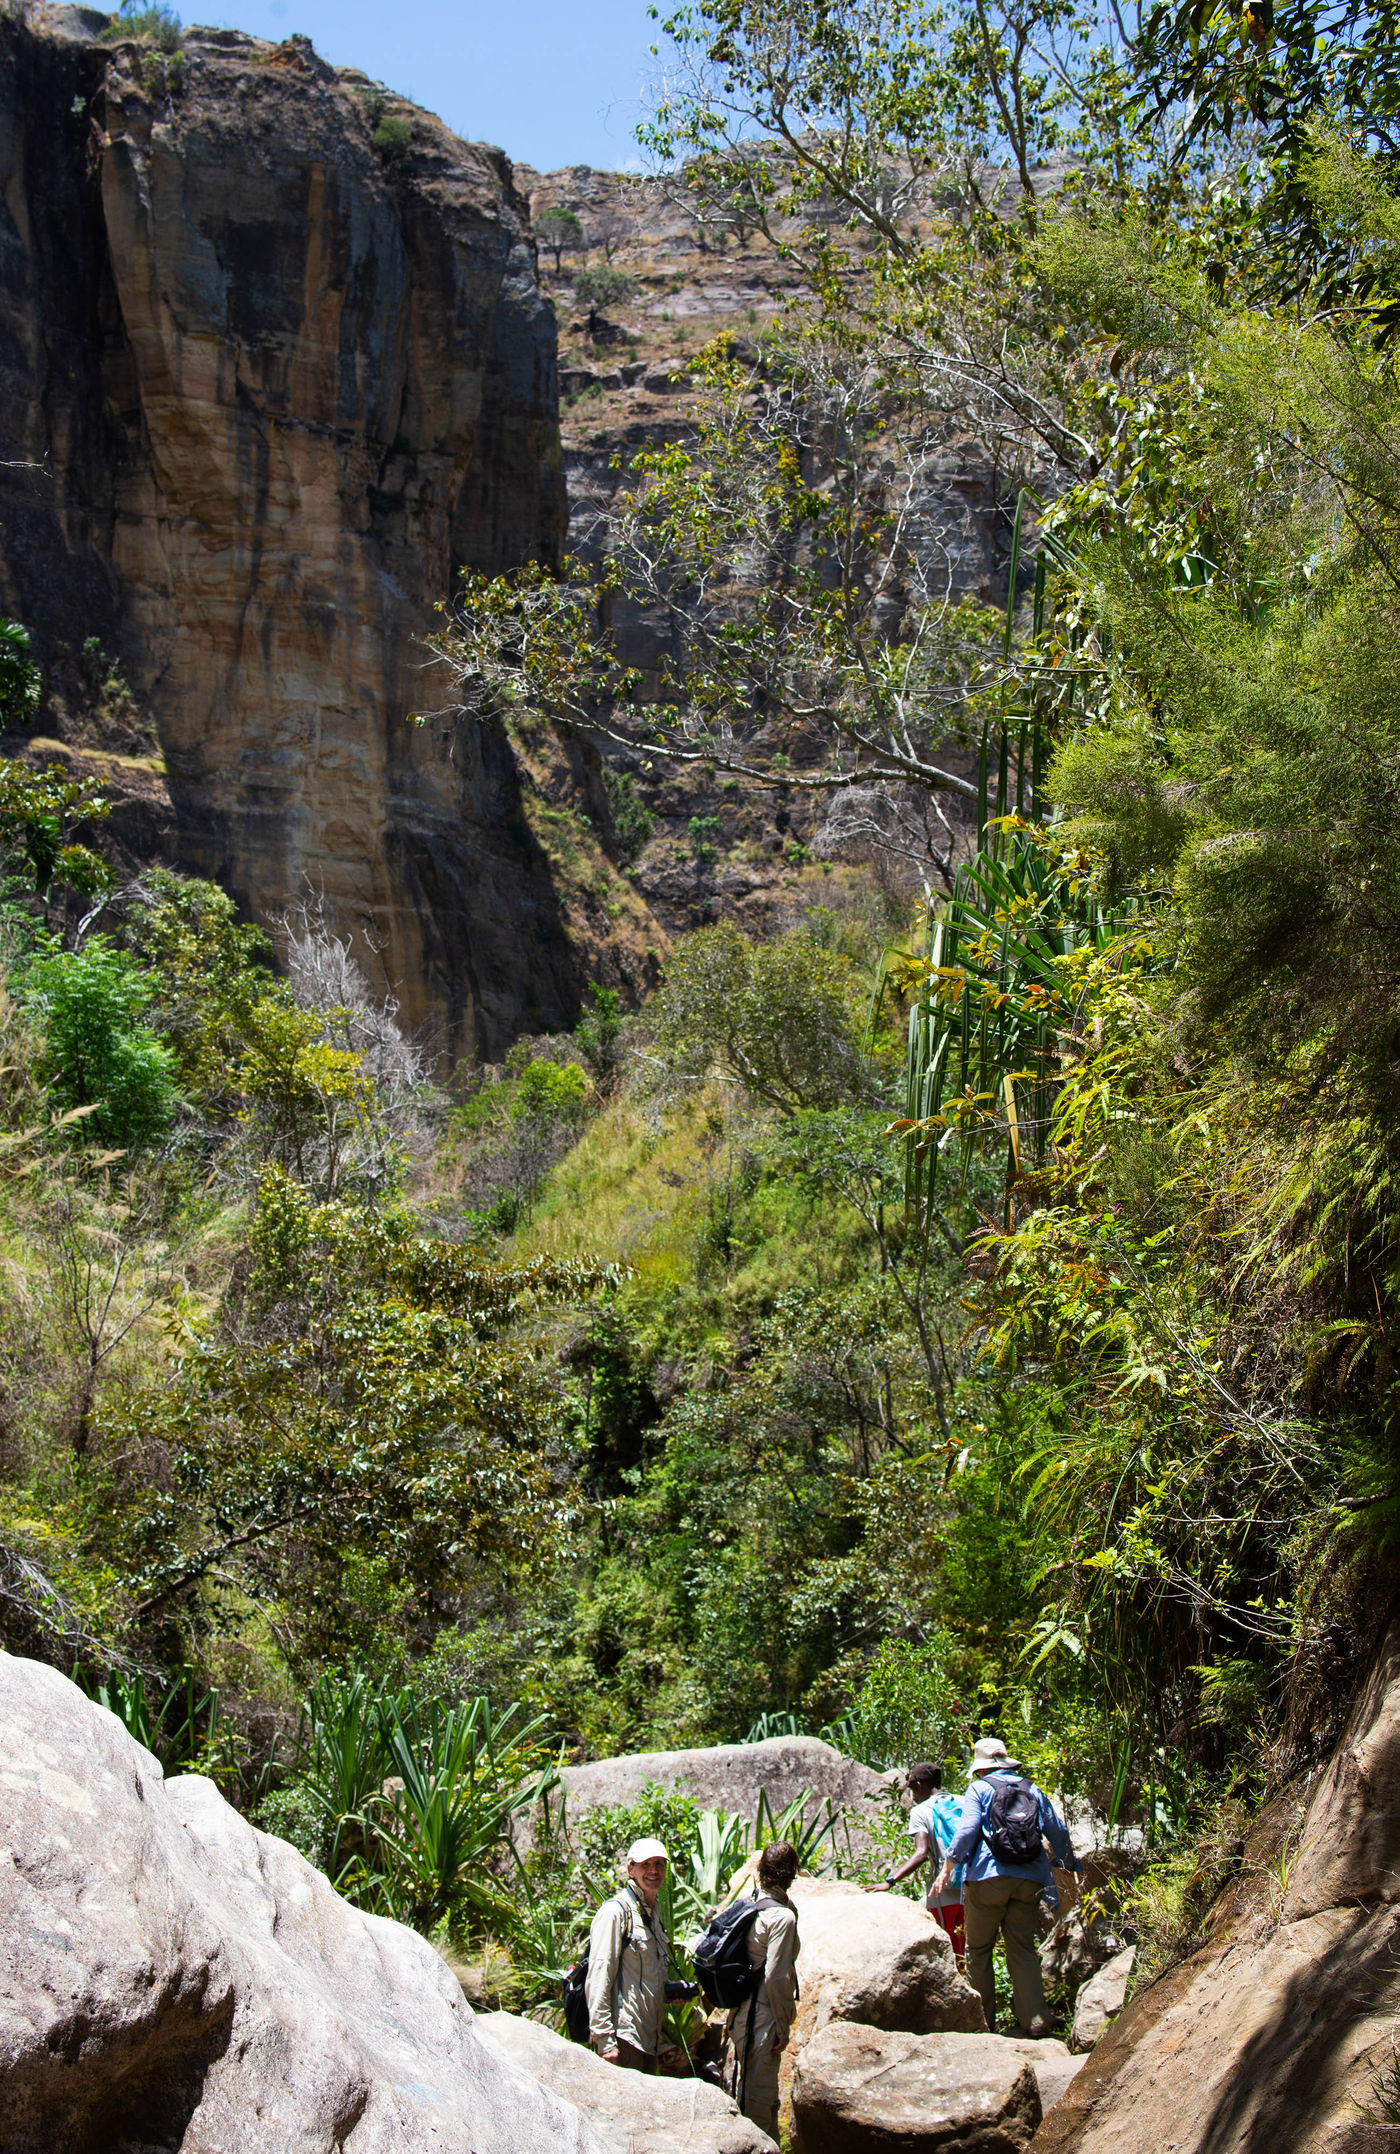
[967,1737,1021,1781]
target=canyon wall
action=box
[0,6,645,1058]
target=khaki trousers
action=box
[962,1876,1046,2032]
[725,1996,782,2137]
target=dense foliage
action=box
[7,0,1400,2026]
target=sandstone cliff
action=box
[0,7,652,1057]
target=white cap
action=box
[627,1837,669,1865]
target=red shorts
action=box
[930,1900,966,1962]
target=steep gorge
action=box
[0,6,652,1057]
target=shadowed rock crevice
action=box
[0,1960,236,2154]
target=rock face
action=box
[1068,1949,1134,2053]
[0,1653,611,2154]
[478,2010,776,2154]
[767,1877,985,2131]
[0,8,650,1057]
[559,1737,891,1837]
[1036,1614,1400,2154]
[792,2023,1042,2154]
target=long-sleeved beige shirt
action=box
[729,1896,800,2046]
[585,1885,669,2053]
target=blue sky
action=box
[193,0,666,170]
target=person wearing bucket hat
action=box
[585,1837,674,2070]
[932,1737,1079,2035]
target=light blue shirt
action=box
[945,1773,1078,1899]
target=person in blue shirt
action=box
[932,1736,1080,2035]
[871,1763,967,1962]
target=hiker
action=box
[933,1737,1079,2036]
[722,1840,801,2138]
[872,1762,967,1961]
[586,1836,671,2071]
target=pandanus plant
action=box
[296,1676,557,1932]
[377,1695,558,1932]
[886,498,1145,1227]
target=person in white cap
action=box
[932,1737,1079,2035]
[586,1837,672,2070]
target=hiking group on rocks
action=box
[571,1731,1081,2129]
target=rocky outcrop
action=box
[0,1652,611,2154]
[0,7,650,1057]
[478,2010,776,2154]
[761,1876,985,2132]
[1035,1614,1400,2154]
[558,1736,892,1837]
[792,2024,1042,2154]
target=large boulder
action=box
[558,1738,890,1838]
[1035,1615,1400,2154]
[0,1655,611,2154]
[478,2011,775,2154]
[792,2022,1042,2154]
[769,1877,985,2130]
[1068,1949,1135,2053]
[787,1878,987,2044]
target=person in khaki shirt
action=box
[724,1841,801,2136]
[586,1836,671,2070]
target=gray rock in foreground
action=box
[1000,2036,1086,2114]
[1069,1947,1136,2053]
[0,1655,610,2154]
[791,2023,1042,2154]
[478,2010,776,2154]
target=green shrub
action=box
[0,761,109,898]
[603,765,653,864]
[574,266,636,313]
[687,814,720,864]
[512,1058,590,1121]
[574,983,624,1080]
[100,1,182,50]
[0,620,40,728]
[372,113,413,162]
[253,1781,327,1868]
[846,1633,970,1774]
[22,939,178,1147]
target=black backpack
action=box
[562,1899,634,2045]
[691,1894,776,2010]
[984,1775,1044,1866]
